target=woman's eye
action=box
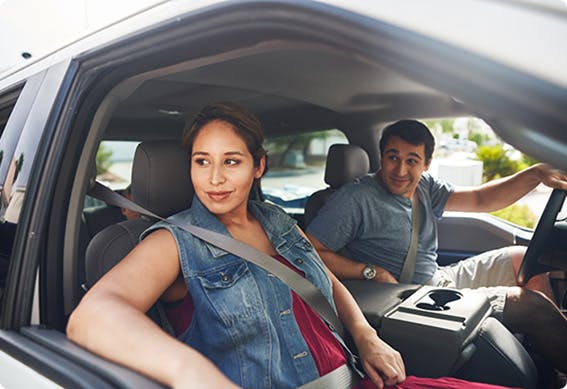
[194,158,209,166]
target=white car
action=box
[0,1,566,387]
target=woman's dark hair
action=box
[379,119,435,162]
[182,102,267,167]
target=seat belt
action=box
[89,181,346,333]
[89,181,362,387]
[399,194,421,284]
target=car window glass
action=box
[262,129,347,213]
[424,117,555,230]
[85,140,140,209]
[0,87,24,314]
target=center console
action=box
[343,281,537,389]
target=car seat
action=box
[303,143,370,227]
[84,139,193,289]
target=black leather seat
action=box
[84,140,193,289]
[304,143,370,228]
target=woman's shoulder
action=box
[249,200,287,216]
[141,208,194,240]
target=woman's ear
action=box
[254,156,266,179]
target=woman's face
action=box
[191,119,265,217]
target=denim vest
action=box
[143,196,340,388]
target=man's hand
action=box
[374,267,398,284]
[353,325,406,389]
[538,164,567,191]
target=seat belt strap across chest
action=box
[88,181,345,337]
[399,194,421,284]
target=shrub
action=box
[490,204,536,229]
[476,144,520,182]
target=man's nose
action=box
[394,161,407,176]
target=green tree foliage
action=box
[423,118,455,134]
[96,144,113,175]
[521,154,539,167]
[476,144,520,182]
[468,130,491,147]
[491,204,536,229]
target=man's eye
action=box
[388,155,398,161]
[407,159,417,166]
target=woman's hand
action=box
[353,325,406,389]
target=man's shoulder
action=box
[337,174,376,195]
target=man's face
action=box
[379,135,431,198]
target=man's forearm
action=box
[307,233,396,282]
[447,163,550,212]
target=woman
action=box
[67,102,515,389]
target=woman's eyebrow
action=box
[191,150,246,157]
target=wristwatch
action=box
[362,264,377,280]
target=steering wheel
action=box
[517,189,566,285]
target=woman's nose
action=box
[210,165,226,185]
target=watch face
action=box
[363,265,376,280]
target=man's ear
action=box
[255,156,266,179]
[424,158,432,171]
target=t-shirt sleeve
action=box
[306,184,364,252]
[425,173,454,219]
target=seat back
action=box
[304,144,370,227]
[84,140,193,288]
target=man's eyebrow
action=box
[384,148,423,160]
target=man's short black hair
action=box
[379,119,435,162]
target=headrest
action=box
[324,144,370,189]
[131,140,194,217]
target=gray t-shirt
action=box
[307,172,454,284]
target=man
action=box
[306,119,567,373]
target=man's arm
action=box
[307,233,398,283]
[445,163,567,212]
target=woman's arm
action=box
[300,227,405,388]
[328,269,405,389]
[67,229,237,388]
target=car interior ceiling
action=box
[103,47,472,141]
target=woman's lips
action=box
[206,191,231,201]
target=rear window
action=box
[262,129,347,212]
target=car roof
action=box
[2,0,566,166]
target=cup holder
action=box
[416,290,463,311]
